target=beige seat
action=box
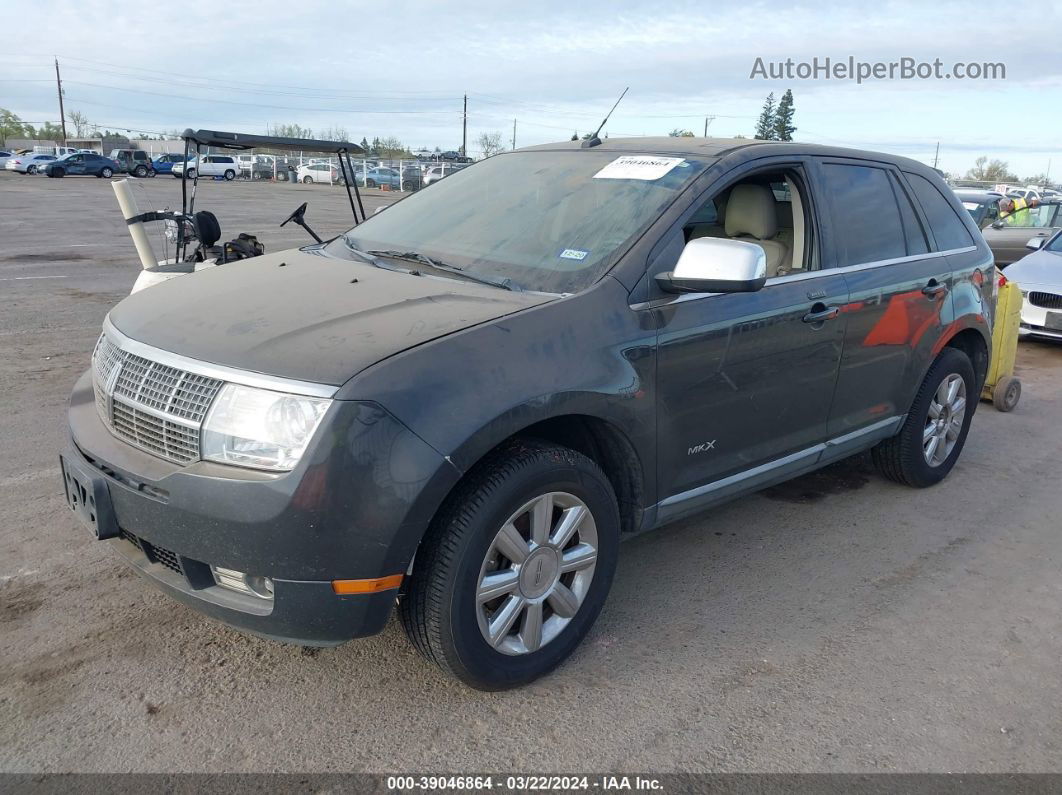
[724,184,790,276]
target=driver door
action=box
[651,160,849,521]
[66,154,85,175]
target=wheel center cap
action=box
[519,547,560,599]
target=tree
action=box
[668,128,695,137]
[478,131,505,158]
[773,89,796,141]
[66,110,91,137]
[266,123,313,139]
[571,131,579,141]
[966,156,1017,182]
[319,125,349,142]
[34,122,64,141]
[359,137,369,151]
[0,108,30,142]
[754,93,776,140]
[1023,173,1050,187]
[375,136,407,158]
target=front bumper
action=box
[65,368,461,645]
[1017,286,1062,342]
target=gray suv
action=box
[62,138,994,689]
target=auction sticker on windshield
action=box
[593,155,685,181]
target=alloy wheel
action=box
[476,492,598,656]
[923,373,966,467]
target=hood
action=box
[1004,248,1062,288]
[108,249,552,385]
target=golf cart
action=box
[114,128,367,294]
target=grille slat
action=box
[1028,291,1062,310]
[91,331,223,465]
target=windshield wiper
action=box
[341,236,421,276]
[366,249,520,292]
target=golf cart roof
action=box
[181,129,365,154]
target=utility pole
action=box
[55,57,68,145]
[461,94,467,157]
[932,141,940,169]
[512,118,516,150]
[704,115,716,137]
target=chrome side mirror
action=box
[1026,237,1045,250]
[655,237,767,294]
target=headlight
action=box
[201,384,331,471]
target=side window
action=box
[821,163,907,265]
[904,172,975,250]
[887,172,929,255]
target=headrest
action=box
[724,184,778,240]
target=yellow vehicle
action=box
[982,276,1023,411]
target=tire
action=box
[148,169,156,177]
[302,176,313,184]
[872,347,977,488]
[27,165,36,174]
[992,375,1021,412]
[186,169,196,179]
[252,171,262,180]
[399,438,619,690]
[133,165,148,178]
[52,168,64,178]
[366,179,376,188]
[224,169,236,181]
[100,167,113,178]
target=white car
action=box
[296,162,339,184]
[1007,187,1042,203]
[171,155,238,180]
[1005,230,1062,341]
[5,153,58,174]
[0,151,12,169]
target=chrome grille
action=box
[91,330,223,465]
[1028,291,1062,310]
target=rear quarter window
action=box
[905,173,975,250]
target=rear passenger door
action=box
[822,160,956,442]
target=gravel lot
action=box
[1,171,1061,774]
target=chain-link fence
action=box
[228,153,470,193]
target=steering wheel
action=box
[280,202,308,228]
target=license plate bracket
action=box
[1046,312,1062,332]
[60,453,118,540]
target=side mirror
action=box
[1026,237,1045,250]
[991,220,1005,229]
[655,237,767,294]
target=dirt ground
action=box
[1,172,1061,773]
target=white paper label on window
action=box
[592,155,684,181]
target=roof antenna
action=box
[581,87,628,148]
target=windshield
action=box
[330,150,709,293]
[1046,232,1062,254]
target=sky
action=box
[3,0,1060,179]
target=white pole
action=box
[112,179,158,269]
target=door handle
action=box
[922,280,947,299]
[802,303,839,324]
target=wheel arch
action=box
[938,324,990,392]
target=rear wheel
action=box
[27,165,37,174]
[366,179,376,188]
[872,347,976,487]
[400,439,619,690]
[100,167,113,178]
[133,165,148,178]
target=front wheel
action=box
[872,347,976,487]
[224,169,236,180]
[100,167,113,178]
[186,169,196,179]
[400,439,619,690]
[366,179,376,188]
